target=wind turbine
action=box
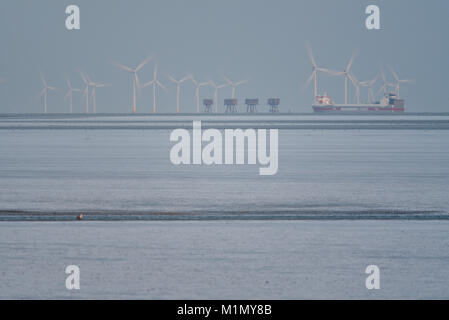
[112,56,152,113]
[376,68,396,98]
[142,63,166,113]
[90,81,110,113]
[389,66,414,98]
[65,75,80,113]
[329,50,358,104]
[361,74,378,104]
[191,76,211,113]
[210,81,228,113]
[80,72,90,113]
[39,73,57,114]
[165,73,191,113]
[304,43,336,99]
[348,74,365,104]
[223,75,248,100]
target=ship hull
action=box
[312,105,405,114]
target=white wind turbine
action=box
[80,72,91,113]
[329,50,358,104]
[223,75,248,100]
[191,76,211,113]
[376,68,396,98]
[112,56,152,113]
[360,74,378,104]
[142,63,166,113]
[210,81,228,113]
[165,73,191,113]
[304,43,337,100]
[39,73,57,114]
[389,66,414,98]
[90,81,110,114]
[348,74,365,104]
[65,75,80,113]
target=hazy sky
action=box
[0,0,448,113]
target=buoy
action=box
[76,214,84,221]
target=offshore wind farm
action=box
[1,46,416,116]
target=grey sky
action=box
[0,0,448,113]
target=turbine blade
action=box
[165,73,177,83]
[80,72,88,85]
[85,73,92,84]
[348,73,357,86]
[319,68,342,76]
[223,75,232,85]
[376,85,385,96]
[112,61,134,73]
[153,64,158,80]
[157,81,167,91]
[142,80,154,88]
[235,80,248,86]
[135,56,152,72]
[389,66,399,81]
[65,74,71,89]
[346,49,358,72]
[40,73,47,87]
[306,42,317,67]
[180,76,191,83]
[304,72,314,88]
[381,68,386,83]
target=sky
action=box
[0,0,448,113]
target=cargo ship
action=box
[312,93,405,114]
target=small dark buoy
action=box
[76,214,84,221]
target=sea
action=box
[0,113,448,299]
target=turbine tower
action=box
[90,81,110,113]
[142,63,166,113]
[348,74,365,104]
[330,50,358,104]
[389,66,414,98]
[165,73,191,113]
[191,77,211,113]
[65,75,80,113]
[376,68,396,98]
[39,73,57,114]
[304,43,335,99]
[210,81,228,113]
[112,56,152,113]
[361,74,378,104]
[80,72,90,113]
